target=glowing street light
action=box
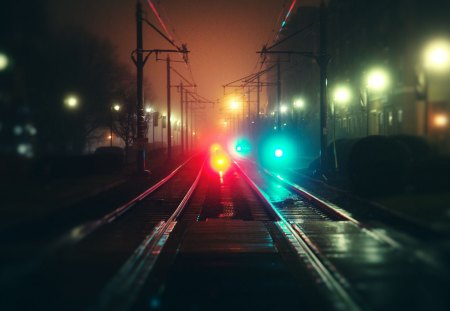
[331,84,352,171]
[366,68,390,135]
[110,103,121,147]
[422,39,450,136]
[64,95,79,109]
[367,68,389,92]
[0,53,9,71]
[433,113,448,128]
[333,85,352,105]
[424,39,450,72]
[230,99,239,110]
[293,98,305,109]
[280,104,289,114]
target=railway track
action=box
[2,149,448,310]
[235,158,450,311]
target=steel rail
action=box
[238,158,400,248]
[0,154,199,290]
[234,160,361,311]
[260,167,401,248]
[89,160,206,311]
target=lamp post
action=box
[110,104,121,147]
[423,39,450,136]
[0,52,9,71]
[230,99,240,135]
[64,95,79,110]
[293,98,305,130]
[366,68,389,136]
[332,85,351,171]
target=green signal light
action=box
[274,149,283,158]
[259,134,296,168]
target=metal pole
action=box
[277,57,281,132]
[135,0,146,173]
[247,87,250,134]
[166,55,172,160]
[180,83,184,153]
[185,99,189,151]
[152,114,155,145]
[190,101,193,149]
[319,0,329,172]
[256,75,260,124]
[110,110,113,147]
[366,89,370,136]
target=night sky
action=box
[46,0,319,109]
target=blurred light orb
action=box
[274,148,283,158]
[64,95,79,109]
[0,53,9,71]
[145,106,153,113]
[280,105,288,114]
[434,113,448,128]
[367,68,389,91]
[333,85,352,104]
[230,100,239,110]
[424,39,450,72]
[113,104,121,111]
[293,98,305,109]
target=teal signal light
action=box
[233,137,252,157]
[259,134,296,168]
[274,148,284,158]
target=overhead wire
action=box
[143,0,206,101]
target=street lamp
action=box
[293,98,305,109]
[230,99,240,135]
[332,85,352,171]
[0,52,9,71]
[64,95,79,109]
[144,106,155,144]
[366,68,389,135]
[422,38,450,136]
[110,103,121,147]
[424,39,450,72]
[433,113,448,129]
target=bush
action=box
[348,136,412,195]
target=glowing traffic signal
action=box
[258,134,296,168]
[210,150,231,173]
[231,137,252,157]
[274,148,284,158]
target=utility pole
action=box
[185,94,189,151]
[190,99,193,150]
[277,57,282,132]
[166,55,172,160]
[319,0,329,173]
[135,0,147,174]
[256,75,261,124]
[180,82,184,153]
[247,87,251,134]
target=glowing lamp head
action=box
[210,151,231,173]
[424,39,450,72]
[274,148,284,158]
[0,53,9,71]
[434,113,448,128]
[64,95,79,109]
